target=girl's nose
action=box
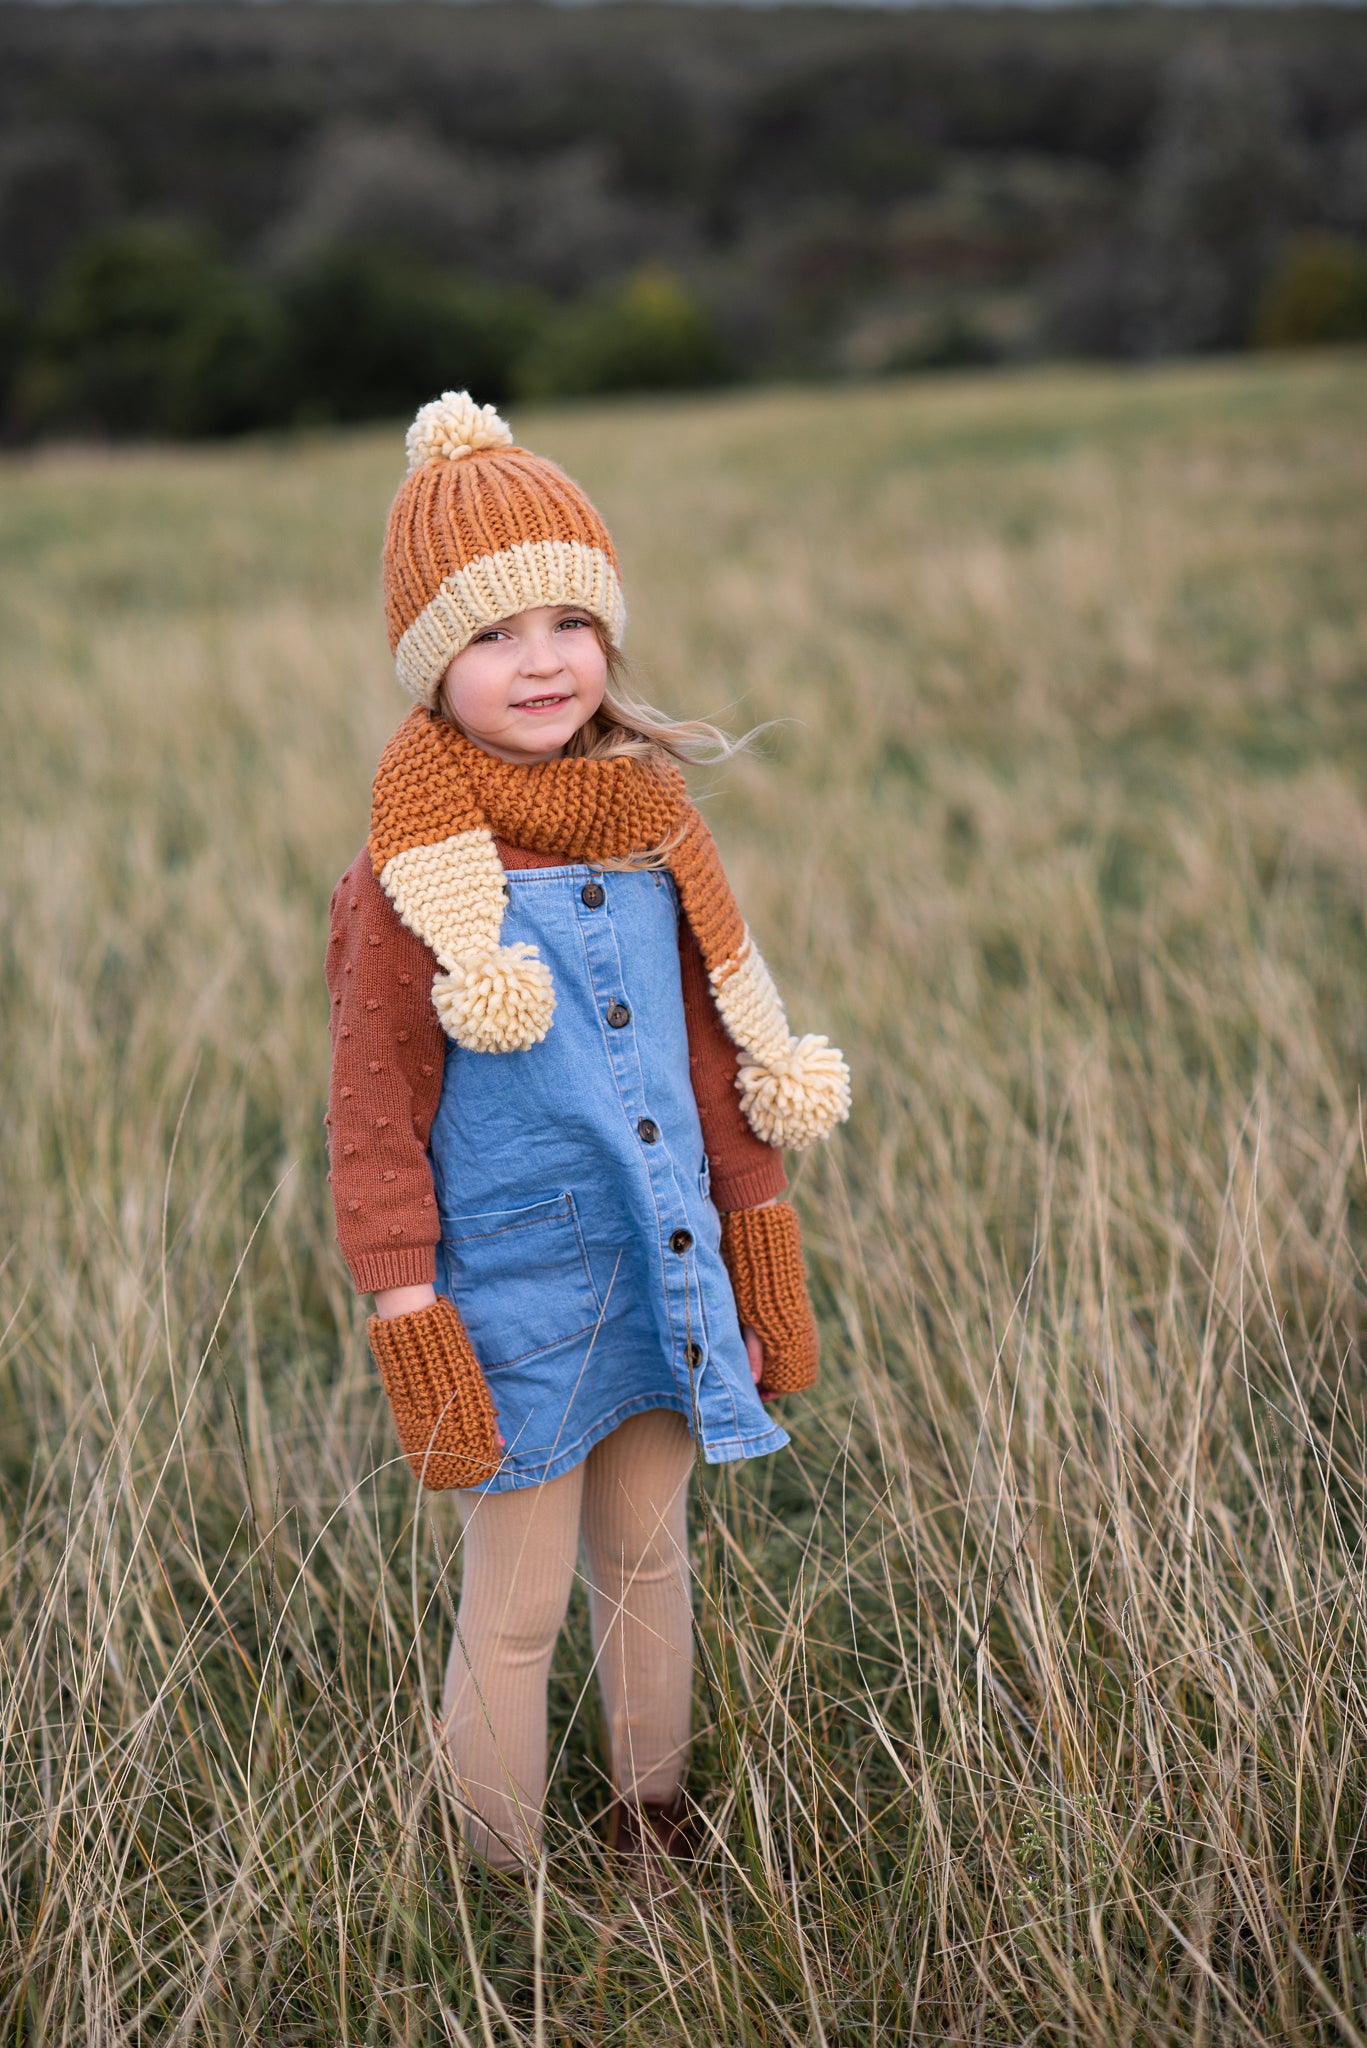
[520,634,564,676]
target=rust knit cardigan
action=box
[326,840,787,1295]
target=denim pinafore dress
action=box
[429,863,791,1492]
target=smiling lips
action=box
[515,694,570,711]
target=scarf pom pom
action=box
[432,944,555,1053]
[737,1034,851,1150]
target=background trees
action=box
[1,1,1364,438]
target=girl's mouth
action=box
[515,695,569,712]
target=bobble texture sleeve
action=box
[325,849,447,1293]
[678,917,787,1213]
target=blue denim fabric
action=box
[430,863,790,1492]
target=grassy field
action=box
[1,352,1366,2045]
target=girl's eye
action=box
[558,615,591,631]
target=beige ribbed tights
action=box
[442,1407,695,1871]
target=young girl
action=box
[325,391,849,1879]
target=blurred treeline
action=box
[2,0,1366,440]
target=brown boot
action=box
[608,1789,695,1894]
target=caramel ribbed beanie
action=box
[382,391,626,708]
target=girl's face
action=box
[440,605,608,765]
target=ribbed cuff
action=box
[711,1153,787,1216]
[348,1243,438,1294]
[719,1201,818,1395]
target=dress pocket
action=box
[441,1193,603,1369]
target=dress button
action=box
[581,881,606,908]
[606,1001,631,1029]
[670,1228,693,1254]
[637,1117,660,1144]
[684,1341,704,1368]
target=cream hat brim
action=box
[394,539,627,707]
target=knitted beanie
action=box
[382,391,627,708]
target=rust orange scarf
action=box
[369,707,849,1149]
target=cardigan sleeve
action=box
[325,849,446,1293]
[677,917,787,1213]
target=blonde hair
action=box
[564,639,755,768]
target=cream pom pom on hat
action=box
[382,391,627,707]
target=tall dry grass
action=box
[2,355,1366,2044]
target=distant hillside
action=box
[2,2,1365,435]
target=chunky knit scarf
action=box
[369,707,850,1150]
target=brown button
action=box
[637,1117,659,1144]
[581,881,606,909]
[684,1341,703,1368]
[607,1001,631,1029]
[670,1229,693,1254]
